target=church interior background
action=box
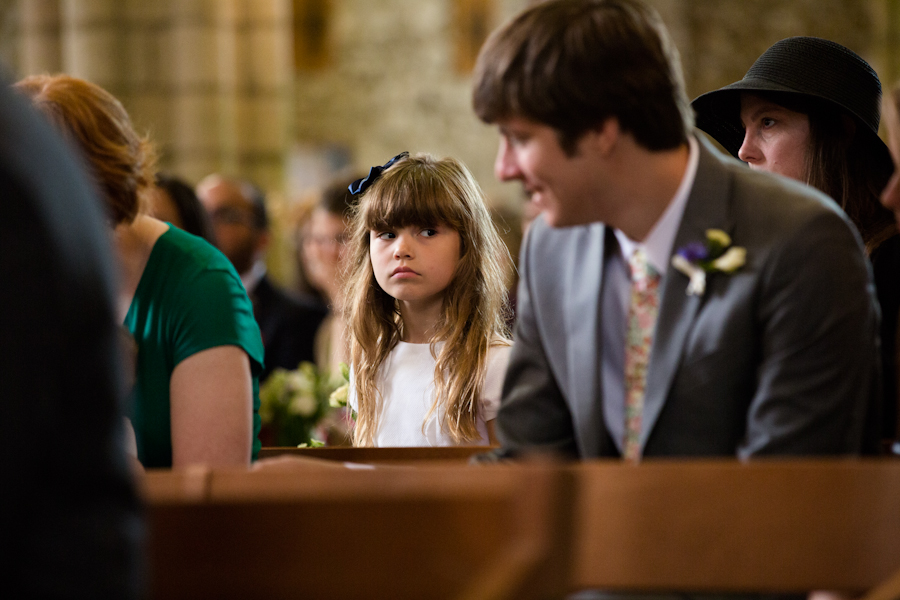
[0,0,897,286]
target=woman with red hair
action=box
[16,74,264,468]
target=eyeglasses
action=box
[305,233,348,247]
[210,206,256,228]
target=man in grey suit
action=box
[472,0,879,459]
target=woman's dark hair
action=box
[321,174,361,219]
[154,173,217,244]
[768,92,896,252]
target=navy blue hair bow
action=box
[348,151,409,196]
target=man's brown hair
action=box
[15,74,155,225]
[472,0,693,153]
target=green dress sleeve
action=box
[126,227,265,467]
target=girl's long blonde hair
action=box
[344,153,511,446]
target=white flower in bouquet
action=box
[258,361,350,446]
[286,370,315,398]
[329,383,349,408]
[288,391,318,417]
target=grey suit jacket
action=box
[497,136,879,459]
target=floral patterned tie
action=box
[623,248,660,461]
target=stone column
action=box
[60,0,123,92]
[151,0,291,191]
[166,0,222,183]
[235,0,292,282]
[233,0,291,192]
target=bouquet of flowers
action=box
[259,361,347,447]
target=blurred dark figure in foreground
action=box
[0,77,141,596]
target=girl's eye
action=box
[761,117,775,128]
[375,231,395,240]
[421,228,438,237]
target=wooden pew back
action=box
[143,458,900,599]
[145,461,572,600]
[569,459,900,595]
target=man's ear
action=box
[585,117,620,157]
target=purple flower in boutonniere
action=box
[671,229,746,296]
[678,241,708,263]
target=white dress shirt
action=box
[240,259,267,295]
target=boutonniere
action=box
[671,229,746,296]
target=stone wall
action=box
[3,1,894,193]
[9,0,292,192]
[287,0,527,204]
[676,0,887,100]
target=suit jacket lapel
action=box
[567,223,610,457]
[640,137,735,449]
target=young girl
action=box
[345,152,512,447]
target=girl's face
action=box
[738,92,811,182]
[369,223,461,307]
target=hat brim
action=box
[692,78,893,173]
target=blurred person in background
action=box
[289,175,361,446]
[17,74,265,469]
[297,174,361,373]
[197,174,326,381]
[147,172,216,244]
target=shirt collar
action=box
[615,136,699,276]
[241,259,267,293]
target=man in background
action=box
[197,174,326,381]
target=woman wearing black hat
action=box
[693,36,900,453]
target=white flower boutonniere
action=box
[671,229,746,296]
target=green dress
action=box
[124,226,265,468]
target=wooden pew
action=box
[569,459,900,597]
[256,445,498,464]
[144,461,572,600]
[143,459,900,599]
[140,466,211,503]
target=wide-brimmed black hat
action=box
[692,36,890,167]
